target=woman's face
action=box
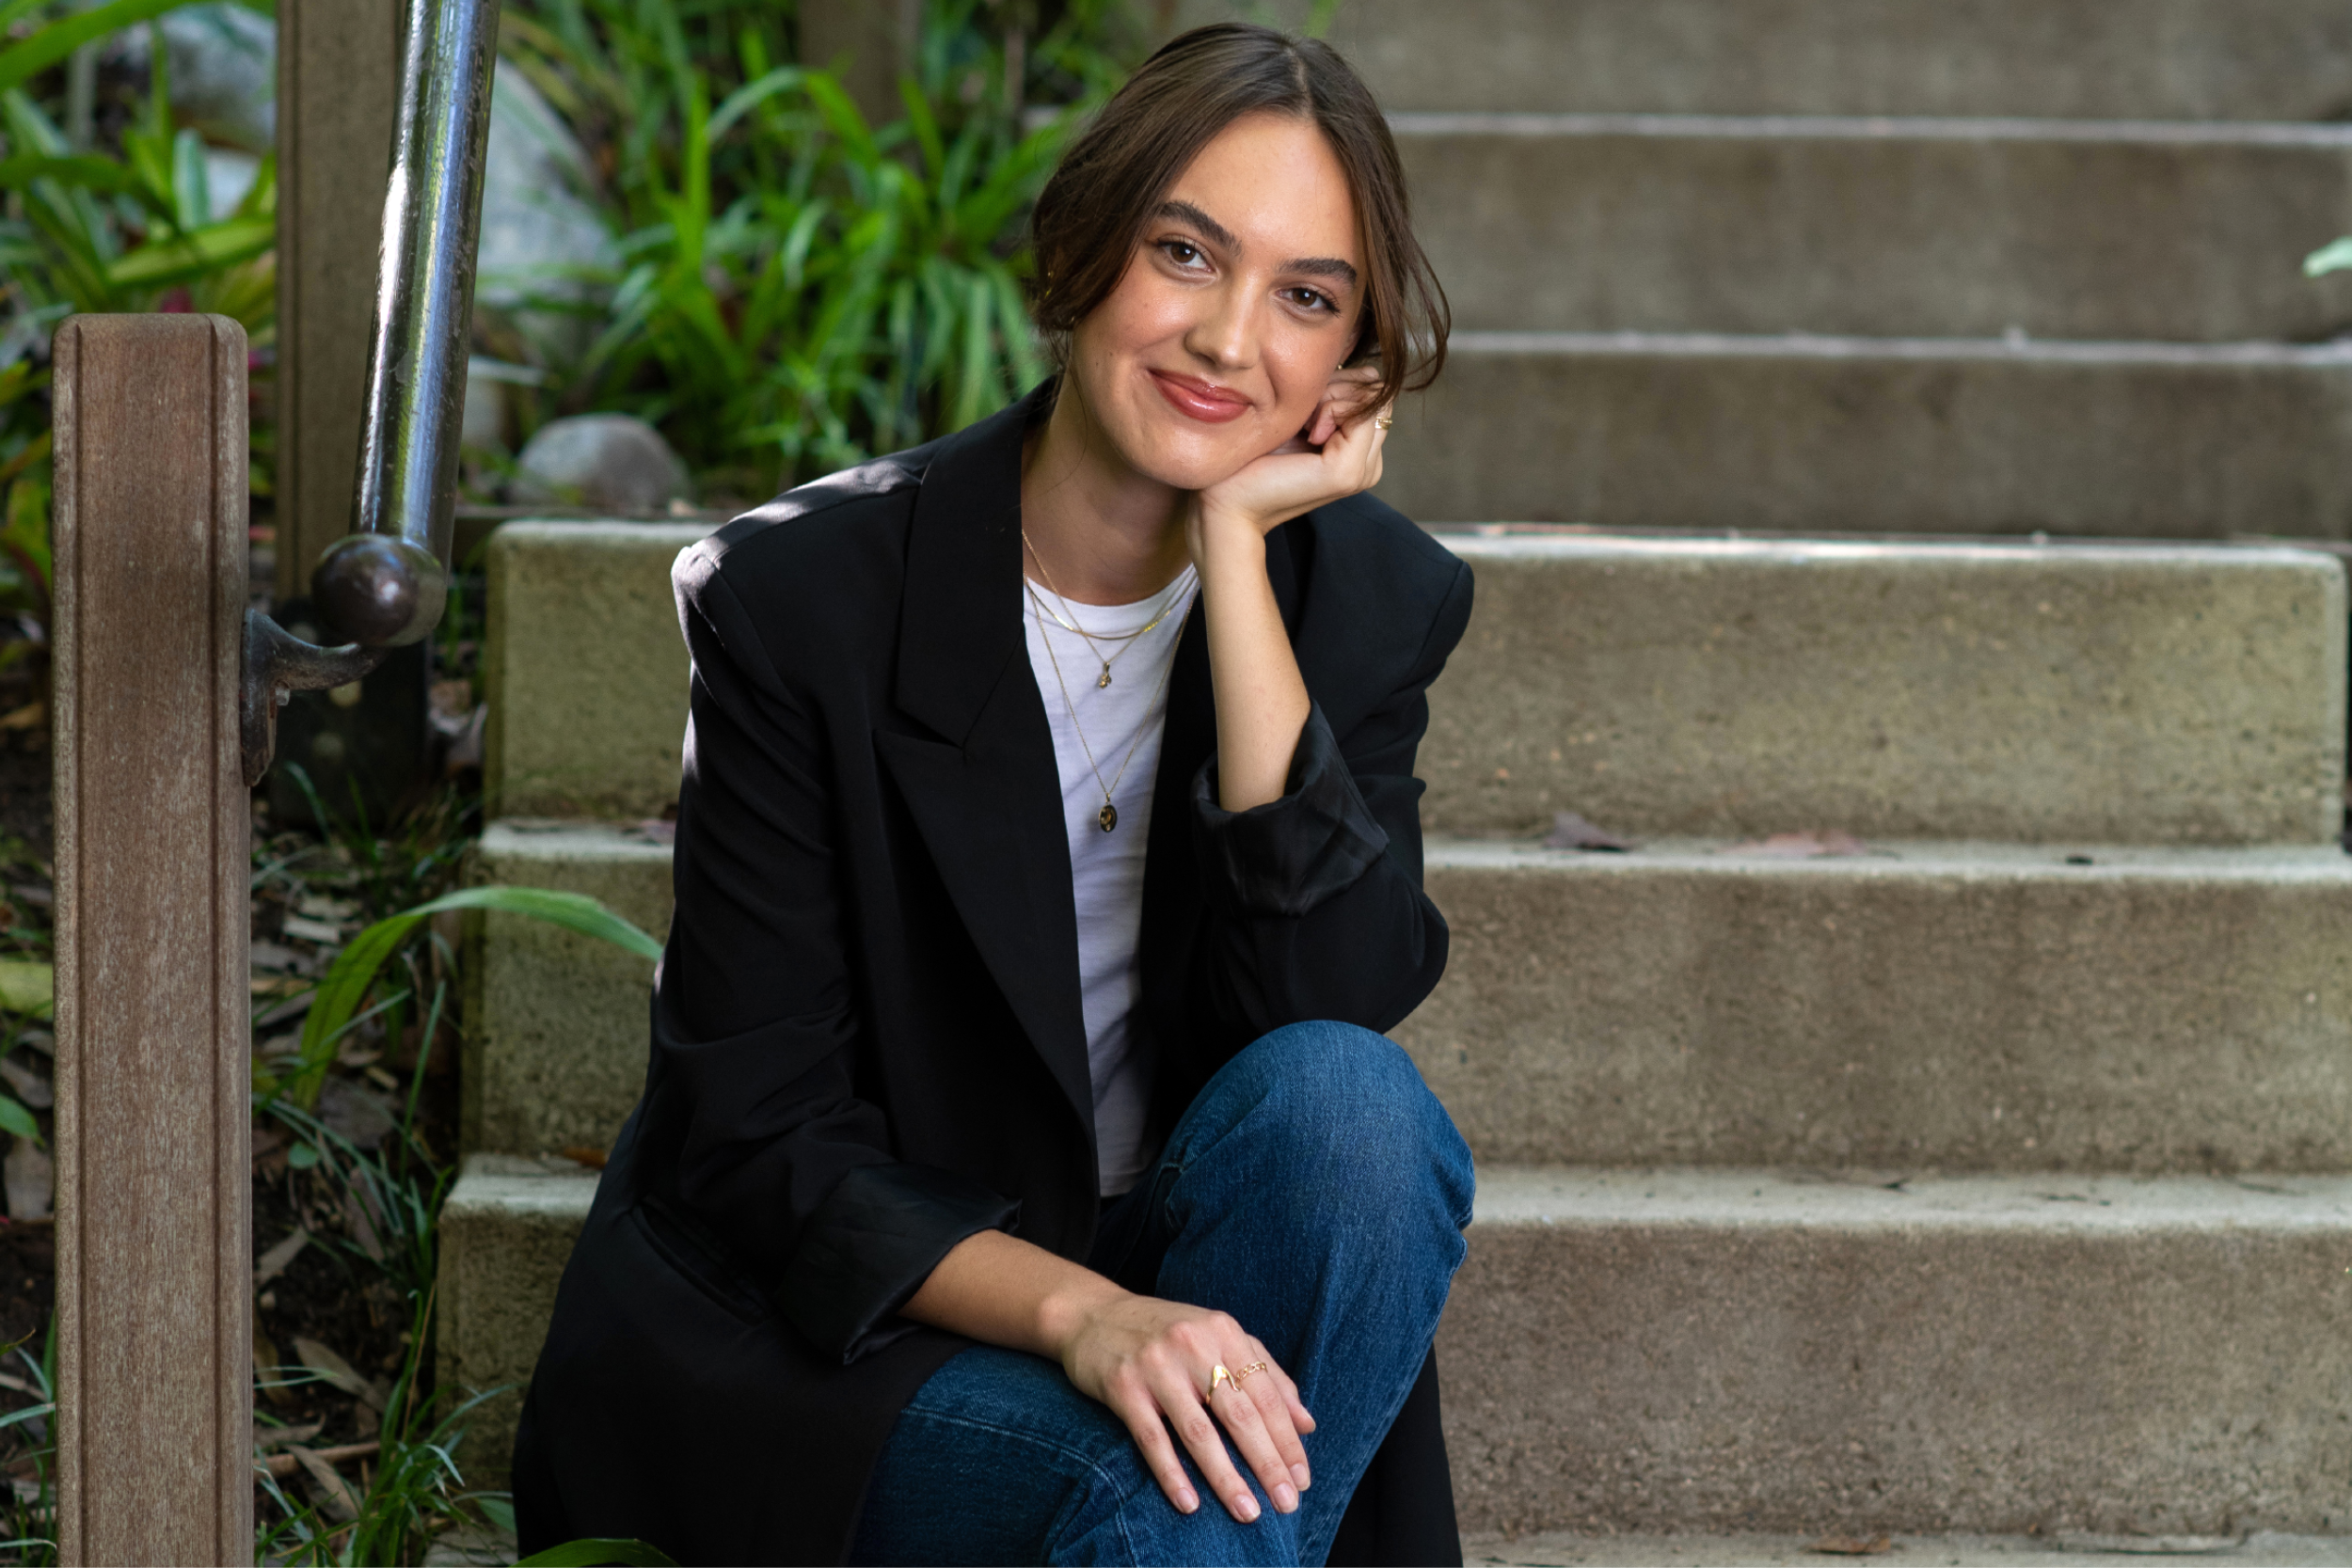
[1065,111,1366,492]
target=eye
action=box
[1157,239,1209,270]
[1282,287,1337,314]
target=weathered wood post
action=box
[45,0,501,1553]
[51,313,255,1563]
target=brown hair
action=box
[1027,23,1450,399]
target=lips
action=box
[1148,370,1252,425]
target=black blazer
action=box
[513,383,1477,1565]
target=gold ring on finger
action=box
[1232,1360,1270,1386]
[1207,1364,1233,1399]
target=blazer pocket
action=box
[628,1196,771,1326]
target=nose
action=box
[1183,276,1261,373]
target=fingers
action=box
[1209,1367,1304,1516]
[1147,1359,1262,1523]
[1105,1377,1201,1517]
[1233,1352,1312,1495]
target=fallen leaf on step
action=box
[0,703,44,733]
[292,1337,387,1410]
[1809,1535,1892,1556]
[559,1145,610,1170]
[1543,811,1634,852]
[1720,831,1871,859]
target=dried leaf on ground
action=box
[253,1227,310,1289]
[0,703,44,734]
[262,1439,377,1481]
[0,1055,47,1110]
[279,914,346,946]
[291,1445,360,1521]
[292,1336,387,1410]
[3,1135,49,1220]
[256,1420,324,1452]
[1543,811,1635,852]
[1720,830,1872,859]
[341,1188,385,1263]
[1809,1535,1893,1557]
[560,1145,610,1170]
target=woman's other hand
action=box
[1056,1290,1317,1522]
[902,1229,1314,1525]
[1190,365,1391,547]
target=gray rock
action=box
[511,415,692,513]
[476,62,619,363]
[117,5,276,151]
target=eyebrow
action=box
[1153,199,1360,291]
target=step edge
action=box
[1470,1164,2352,1230]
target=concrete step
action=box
[435,1154,601,1485]
[1444,1167,2352,1539]
[484,520,711,821]
[1378,333,2352,537]
[1402,839,2352,1174]
[460,821,671,1159]
[486,526,2346,848]
[1398,116,2352,342]
[1171,0,2352,122]
[465,830,2352,1177]
[434,1160,2352,1533]
[1463,1532,2352,1566]
[1424,535,2343,845]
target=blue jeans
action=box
[847,1021,1476,1567]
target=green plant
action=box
[3,0,280,670]
[491,0,1152,497]
[271,882,660,1112]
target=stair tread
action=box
[1462,1531,2352,1566]
[1472,1165,2352,1231]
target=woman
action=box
[514,23,1475,1566]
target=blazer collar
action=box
[895,381,1057,745]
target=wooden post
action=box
[50,315,254,1564]
[276,0,401,600]
[800,0,921,129]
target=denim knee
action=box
[1197,1021,1474,1233]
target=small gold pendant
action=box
[1097,669,1112,689]
[1098,802,1118,832]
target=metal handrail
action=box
[240,0,502,784]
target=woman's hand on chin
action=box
[1056,1290,1316,1524]
[1190,366,1391,551]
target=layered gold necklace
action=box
[1022,536,1197,832]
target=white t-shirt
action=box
[1023,566,1199,1196]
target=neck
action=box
[1020,379,1194,606]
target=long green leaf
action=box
[105,214,271,287]
[516,1540,680,1568]
[2306,237,2352,278]
[0,154,140,197]
[0,0,201,97]
[287,885,660,1109]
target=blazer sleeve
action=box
[650,556,1018,1364]
[1186,554,1475,1036]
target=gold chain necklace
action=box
[1021,529,1193,689]
[1031,580,1196,832]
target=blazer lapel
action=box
[876,388,1094,1142]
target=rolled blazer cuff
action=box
[776,1162,1021,1364]
[1191,701,1392,918]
